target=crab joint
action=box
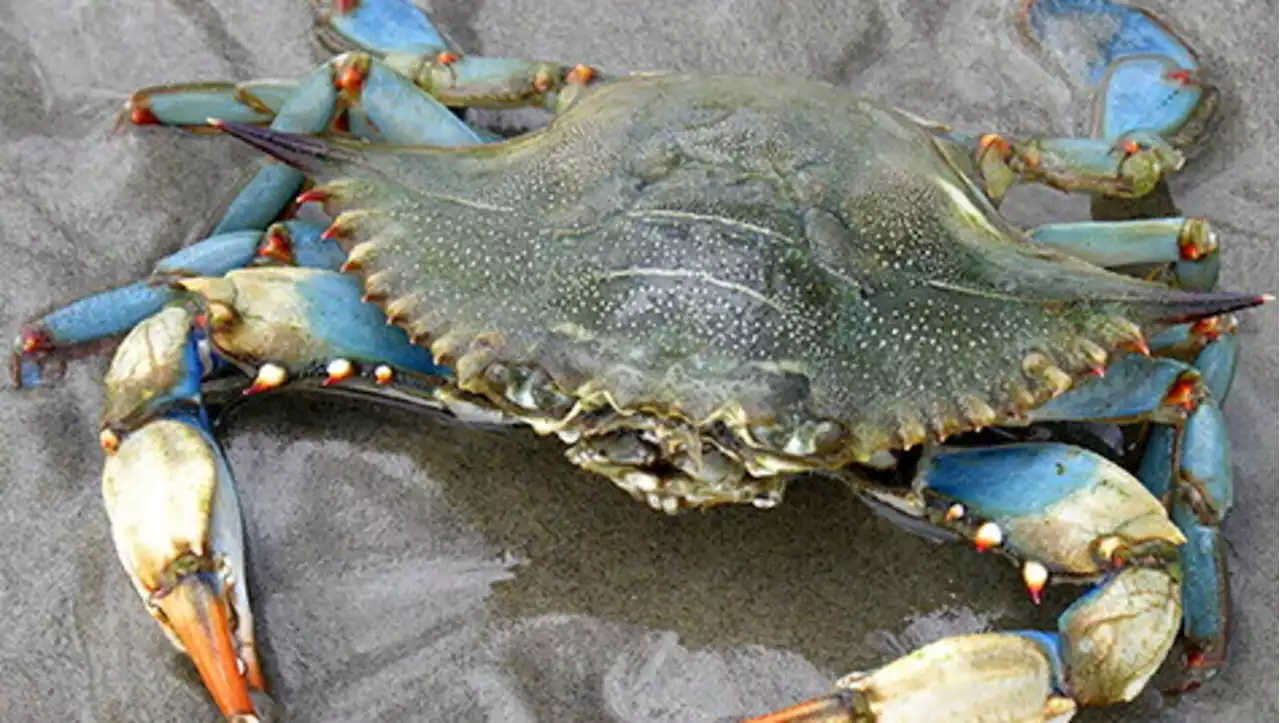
[322,358,355,386]
[1022,561,1049,605]
[1178,218,1218,261]
[334,54,371,95]
[1163,374,1202,413]
[244,363,288,396]
[100,428,121,454]
[973,521,1003,552]
[16,326,50,355]
[567,64,597,85]
[256,225,295,265]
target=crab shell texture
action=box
[314,73,1225,489]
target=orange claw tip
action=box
[295,188,330,206]
[744,690,858,722]
[155,577,259,720]
[335,58,369,94]
[17,326,50,355]
[334,0,360,14]
[436,51,461,65]
[129,102,161,126]
[972,521,1003,552]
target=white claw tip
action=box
[1022,560,1049,603]
[245,362,288,395]
[374,364,394,384]
[324,358,354,385]
[944,503,966,522]
[973,521,1003,551]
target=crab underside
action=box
[10,1,1271,721]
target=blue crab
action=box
[9,1,1270,720]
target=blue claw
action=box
[914,443,1183,579]
[1018,0,1214,144]
[102,406,264,717]
[314,0,451,55]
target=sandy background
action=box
[0,1,1274,721]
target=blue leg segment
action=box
[122,80,297,130]
[1017,0,1217,146]
[11,222,340,389]
[312,0,452,55]
[1027,217,1220,288]
[1135,328,1237,687]
[336,55,485,145]
[209,63,340,235]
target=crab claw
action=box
[155,574,261,721]
[746,633,1075,722]
[102,412,264,720]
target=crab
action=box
[9,0,1272,720]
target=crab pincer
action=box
[99,308,264,721]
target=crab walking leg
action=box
[1027,217,1219,283]
[10,221,333,389]
[1135,327,1241,686]
[1017,0,1217,147]
[750,565,1182,721]
[208,63,341,235]
[960,129,1184,204]
[120,80,298,130]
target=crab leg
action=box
[1026,216,1219,289]
[1017,0,1217,147]
[95,264,494,718]
[10,221,334,389]
[1133,324,1241,686]
[311,0,455,56]
[961,129,1184,203]
[856,342,1239,700]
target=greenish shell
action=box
[316,73,1198,467]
